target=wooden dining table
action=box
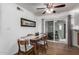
[20,34,45,54]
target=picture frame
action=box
[21,18,36,27]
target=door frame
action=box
[44,19,67,43]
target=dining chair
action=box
[37,34,48,54]
[27,34,34,36]
[17,39,35,55]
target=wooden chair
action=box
[27,34,34,36]
[17,39,35,55]
[37,34,48,54]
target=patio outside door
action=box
[45,20,66,42]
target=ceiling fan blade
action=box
[42,11,46,14]
[37,8,45,9]
[54,4,65,8]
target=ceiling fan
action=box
[37,3,66,14]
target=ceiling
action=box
[17,3,79,16]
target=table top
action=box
[19,34,46,41]
[26,36,39,40]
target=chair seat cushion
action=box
[37,41,46,45]
[20,45,33,51]
[26,45,33,51]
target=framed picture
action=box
[21,18,36,27]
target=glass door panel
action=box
[45,21,54,40]
[55,20,66,41]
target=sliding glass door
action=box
[45,20,66,42]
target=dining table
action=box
[19,34,45,54]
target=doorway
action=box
[45,20,66,43]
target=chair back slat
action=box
[17,39,29,52]
[18,40,26,45]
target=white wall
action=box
[0,3,38,54]
[72,31,78,47]
[69,8,79,47]
[0,4,1,35]
[36,17,42,33]
[69,8,79,29]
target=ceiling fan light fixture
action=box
[46,8,53,13]
[46,9,51,13]
[50,8,53,12]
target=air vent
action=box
[17,7,22,11]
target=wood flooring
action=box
[16,42,79,55]
[40,42,79,55]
